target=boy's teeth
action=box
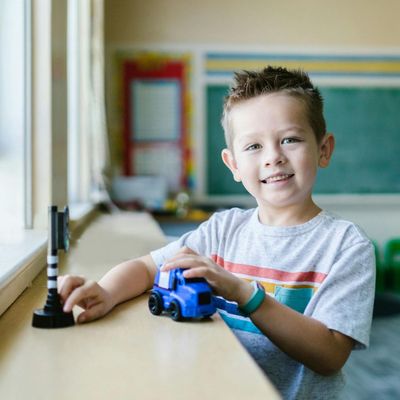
[265,174,292,183]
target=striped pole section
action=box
[42,205,62,313]
[47,205,59,295]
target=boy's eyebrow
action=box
[235,132,260,145]
[237,126,307,141]
[276,126,307,134]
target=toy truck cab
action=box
[148,268,216,321]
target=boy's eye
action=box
[282,137,301,145]
[245,143,261,151]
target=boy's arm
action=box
[59,254,157,323]
[163,246,355,376]
[248,294,355,376]
[99,254,157,305]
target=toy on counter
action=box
[32,206,75,328]
[148,268,216,321]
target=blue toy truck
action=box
[148,268,216,321]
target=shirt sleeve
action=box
[307,240,376,349]
[149,216,216,269]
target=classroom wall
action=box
[105,0,400,47]
[104,0,400,246]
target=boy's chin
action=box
[255,194,302,209]
[259,194,316,209]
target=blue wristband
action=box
[238,281,266,316]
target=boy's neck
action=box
[257,200,322,227]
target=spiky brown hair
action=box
[221,66,326,149]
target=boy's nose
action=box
[263,147,285,166]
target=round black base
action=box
[32,308,75,328]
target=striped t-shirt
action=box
[150,208,375,400]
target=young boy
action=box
[59,66,375,399]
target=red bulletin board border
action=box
[122,58,190,188]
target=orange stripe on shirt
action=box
[211,254,327,284]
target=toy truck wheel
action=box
[169,299,183,321]
[148,291,163,315]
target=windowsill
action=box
[0,202,96,317]
[69,202,95,220]
[0,229,47,316]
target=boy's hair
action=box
[221,66,326,149]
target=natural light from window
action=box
[0,0,24,232]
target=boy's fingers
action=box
[58,275,85,302]
[164,254,184,265]
[182,266,209,279]
[178,246,197,255]
[77,303,105,324]
[62,281,97,313]
[167,247,197,261]
[161,255,198,271]
[163,248,202,266]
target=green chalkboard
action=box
[206,85,400,195]
[206,85,247,196]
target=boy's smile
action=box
[260,173,295,185]
[222,93,334,225]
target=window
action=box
[0,0,25,230]
[0,0,106,317]
[0,0,44,317]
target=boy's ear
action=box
[221,149,241,182]
[318,133,335,168]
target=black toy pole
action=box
[32,206,75,328]
[46,206,58,305]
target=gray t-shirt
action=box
[150,208,375,400]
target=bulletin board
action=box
[206,85,400,195]
[122,54,192,192]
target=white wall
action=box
[105,0,400,47]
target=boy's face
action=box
[222,93,334,216]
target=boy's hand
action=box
[161,247,253,305]
[58,275,114,324]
